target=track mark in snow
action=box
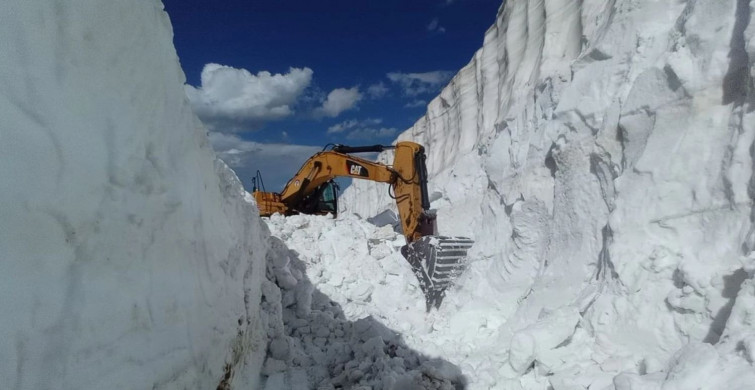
[649,201,752,225]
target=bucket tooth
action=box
[401,235,474,311]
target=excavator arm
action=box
[252,141,473,310]
[256,142,435,244]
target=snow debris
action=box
[258,226,467,389]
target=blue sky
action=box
[163,0,501,190]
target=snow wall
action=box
[0,2,269,388]
[342,0,755,387]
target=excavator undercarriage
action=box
[252,141,474,310]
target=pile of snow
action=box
[257,216,466,389]
[0,1,268,388]
[341,0,755,388]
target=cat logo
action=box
[346,160,369,177]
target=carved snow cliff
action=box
[342,0,755,387]
[0,2,268,388]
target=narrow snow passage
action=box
[258,217,466,389]
[264,214,518,388]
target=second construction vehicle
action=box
[252,141,473,310]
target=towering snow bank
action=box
[343,0,755,387]
[0,1,267,388]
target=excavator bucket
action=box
[401,236,474,311]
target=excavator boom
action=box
[253,141,473,310]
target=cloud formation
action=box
[315,87,363,117]
[326,118,396,140]
[367,82,389,99]
[404,99,427,108]
[208,132,322,191]
[186,63,313,131]
[346,127,398,140]
[386,71,454,96]
[327,118,383,134]
[427,18,446,34]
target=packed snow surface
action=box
[339,0,755,388]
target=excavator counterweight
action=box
[253,141,473,310]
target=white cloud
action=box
[404,99,427,108]
[346,127,398,140]
[327,119,358,134]
[386,71,454,96]
[325,118,396,140]
[327,118,382,134]
[185,63,313,131]
[367,82,389,99]
[208,132,321,191]
[427,18,446,34]
[315,87,363,117]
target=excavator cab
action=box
[252,141,474,311]
[300,180,339,216]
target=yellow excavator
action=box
[252,141,473,310]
